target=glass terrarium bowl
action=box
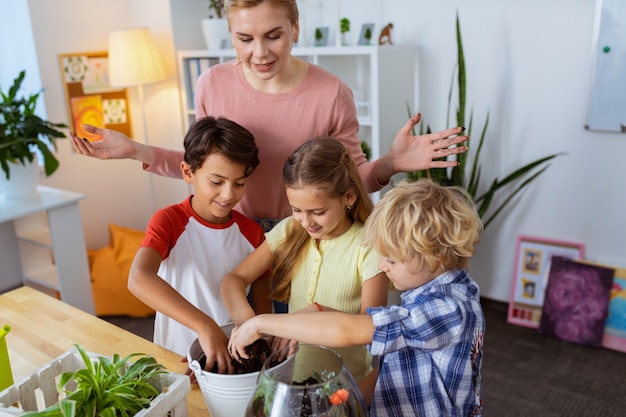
[246,343,369,417]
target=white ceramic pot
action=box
[0,159,40,199]
[201,18,231,50]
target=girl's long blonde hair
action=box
[271,138,373,301]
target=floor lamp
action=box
[108,28,166,211]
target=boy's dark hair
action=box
[183,116,259,176]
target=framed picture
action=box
[538,257,614,348]
[313,27,329,47]
[574,261,626,353]
[358,23,375,45]
[507,235,585,328]
[58,51,132,141]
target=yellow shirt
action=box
[266,217,381,381]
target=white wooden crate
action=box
[0,349,190,416]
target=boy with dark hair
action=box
[129,116,271,374]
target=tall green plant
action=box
[408,13,564,228]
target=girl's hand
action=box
[267,336,298,361]
[228,319,264,362]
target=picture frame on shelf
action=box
[358,23,375,45]
[507,235,585,329]
[314,27,329,47]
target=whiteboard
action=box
[586,0,626,133]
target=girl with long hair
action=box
[221,137,388,382]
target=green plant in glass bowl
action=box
[246,344,367,417]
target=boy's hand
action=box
[197,324,234,374]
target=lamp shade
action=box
[108,28,166,87]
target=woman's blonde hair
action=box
[271,138,373,301]
[226,0,299,26]
[364,179,483,273]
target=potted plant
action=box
[339,18,350,46]
[407,13,564,228]
[202,0,230,50]
[208,0,225,19]
[17,344,188,417]
[0,70,66,196]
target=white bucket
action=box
[187,327,259,417]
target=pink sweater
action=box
[146,61,381,220]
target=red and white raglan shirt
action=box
[140,195,265,356]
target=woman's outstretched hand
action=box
[376,113,469,183]
[70,124,154,163]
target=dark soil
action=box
[293,377,326,417]
[232,338,271,374]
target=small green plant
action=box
[0,70,67,180]
[22,344,166,417]
[315,28,323,41]
[340,18,350,34]
[208,0,225,19]
[407,13,564,228]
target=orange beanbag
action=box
[89,224,155,318]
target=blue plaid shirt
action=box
[367,269,484,417]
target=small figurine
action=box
[378,23,394,45]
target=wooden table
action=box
[0,286,210,416]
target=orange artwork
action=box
[58,51,132,142]
[71,95,104,141]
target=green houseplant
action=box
[408,14,564,228]
[208,0,225,19]
[202,0,229,50]
[340,18,350,46]
[22,344,167,417]
[0,70,67,181]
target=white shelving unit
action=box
[177,44,419,199]
[0,186,95,314]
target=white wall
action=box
[4,0,625,302]
[319,0,626,301]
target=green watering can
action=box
[0,325,13,391]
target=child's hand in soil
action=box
[228,318,263,361]
[197,324,234,374]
